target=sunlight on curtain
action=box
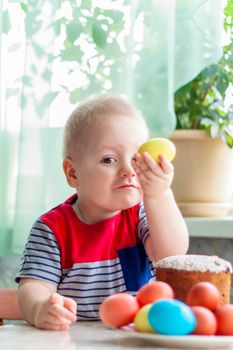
[0,0,225,256]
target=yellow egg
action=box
[134,304,155,333]
[138,138,176,163]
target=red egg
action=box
[99,293,139,328]
[215,304,233,335]
[136,281,174,307]
[191,306,217,335]
[186,282,221,311]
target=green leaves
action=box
[60,45,82,62]
[174,0,233,148]
[216,72,229,98]
[69,88,80,104]
[35,92,59,117]
[200,117,233,148]
[41,91,59,106]
[223,127,233,148]
[66,21,83,43]
[106,9,124,23]
[2,10,11,34]
[24,9,42,36]
[92,21,108,48]
[199,64,218,79]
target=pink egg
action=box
[99,293,139,328]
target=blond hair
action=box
[63,95,148,159]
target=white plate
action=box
[119,326,233,348]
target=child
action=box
[16,95,189,330]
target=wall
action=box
[0,255,20,288]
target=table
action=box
[1,321,233,350]
[0,321,163,350]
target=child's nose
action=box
[120,163,135,178]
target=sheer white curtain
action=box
[0,0,225,256]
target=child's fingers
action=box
[48,294,77,322]
[49,303,77,322]
[49,293,76,314]
[50,293,77,314]
[41,320,70,331]
[159,154,174,174]
[49,292,63,305]
[142,152,161,173]
[47,312,73,325]
[35,307,73,330]
[134,152,162,177]
[63,297,77,315]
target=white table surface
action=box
[0,321,161,350]
[1,321,233,350]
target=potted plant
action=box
[170,0,233,217]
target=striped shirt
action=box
[16,195,155,320]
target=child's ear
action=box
[63,158,79,188]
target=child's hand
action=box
[34,293,77,330]
[132,152,174,198]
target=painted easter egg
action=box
[148,299,196,335]
[99,293,139,328]
[134,304,154,333]
[138,138,176,163]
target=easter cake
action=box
[155,255,232,304]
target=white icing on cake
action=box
[156,255,232,273]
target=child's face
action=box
[70,115,148,217]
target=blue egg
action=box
[148,299,196,335]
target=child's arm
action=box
[18,278,77,330]
[133,152,189,262]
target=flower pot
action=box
[170,130,233,217]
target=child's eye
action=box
[102,157,116,164]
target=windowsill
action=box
[185,217,233,238]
